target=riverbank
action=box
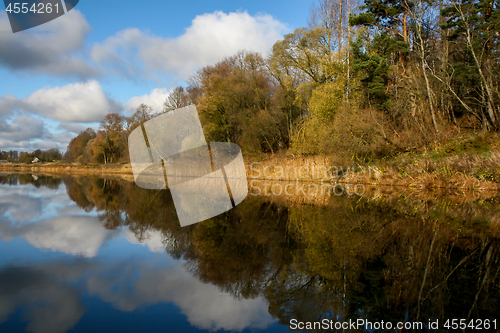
[246,133,500,192]
[1,172,498,221]
[246,153,500,191]
[1,133,499,192]
[0,162,134,176]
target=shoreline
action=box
[0,154,499,192]
[0,162,134,175]
[1,169,498,208]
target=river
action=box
[0,173,498,332]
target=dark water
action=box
[0,173,499,333]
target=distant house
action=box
[32,157,40,163]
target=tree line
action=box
[0,149,62,163]
[66,0,500,164]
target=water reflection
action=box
[0,259,275,333]
[0,173,499,332]
[0,263,87,333]
[0,174,282,332]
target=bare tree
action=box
[407,0,440,132]
[309,0,359,52]
[163,86,192,113]
[309,0,360,98]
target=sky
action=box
[0,0,314,152]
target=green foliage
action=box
[16,149,62,163]
[350,31,407,108]
[270,27,330,84]
[349,0,413,42]
[430,133,493,158]
[308,53,350,120]
[309,81,345,120]
[441,0,500,45]
[291,114,332,155]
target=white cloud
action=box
[86,259,276,331]
[0,10,95,78]
[0,191,43,222]
[0,215,115,258]
[0,115,65,151]
[0,115,49,141]
[0,120,92,151]
[0,80,121,123]
[91,11,288,80]
[0,257,276,332]
[0,94,22,117]
[124,88,170,115]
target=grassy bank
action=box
[247,132,500,192]
[1,133,499,192]
[0,161,134,177]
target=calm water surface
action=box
[0,173,498,332]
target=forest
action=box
[15,0,500,166]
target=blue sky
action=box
[0,0,314,152]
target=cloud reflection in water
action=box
[0,178,277,332]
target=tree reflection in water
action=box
[59,174,500,331]
[0,173,63,188]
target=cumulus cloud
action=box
[0,191,43,222]
[0,115,62,150]
[0,118,92,151]
[124,88,170,115]
[0,116,49,142]
[0,10,96,78]
[0,257,276,332]
[86,259,276,331]
[0,94,24,117]
[91,11,287,80]
[0,80,121,123]
[27,131,78,151]
[0,215,115,257]
[0,80,121,150]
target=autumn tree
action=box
[126,103,154,132]
[192,51,290,152]
[92,113,126,164]
[65,128,96,162]
[63,0,500,164]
